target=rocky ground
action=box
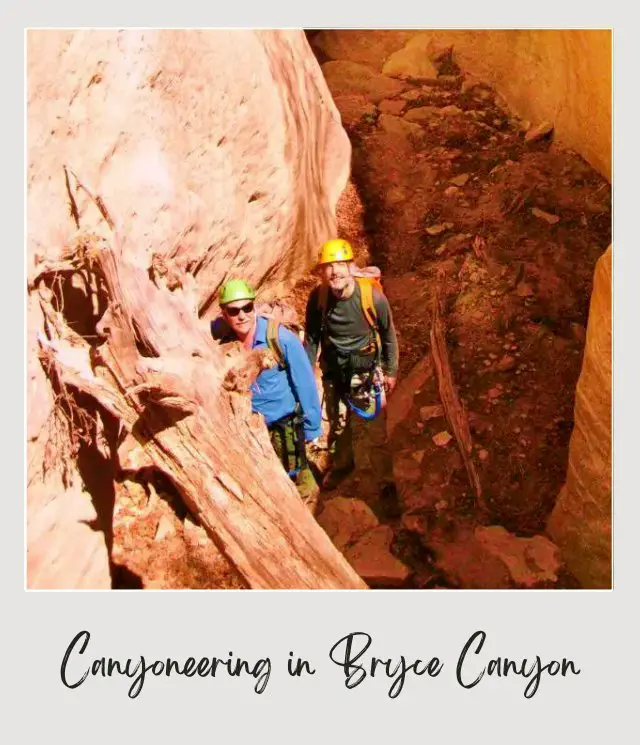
[286,44,611,590]
[110,43,610,591]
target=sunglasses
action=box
[225,302,255,317]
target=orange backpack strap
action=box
[356,277,382,356]
[356,277,378,330]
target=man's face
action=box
[320,261,353,295]
[222,299,256,337]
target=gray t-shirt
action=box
[304,281,399,377]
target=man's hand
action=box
[383,375,397,395]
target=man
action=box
[304,239,401,516]
[211,279,322,510]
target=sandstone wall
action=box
[547,247,612,588]
[312,30,612,179]
[26,29,351,588]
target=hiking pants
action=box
[268,418,319,506]
[322,376,393,484]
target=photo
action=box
[26,28,612,591]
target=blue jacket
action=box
[212,316,322,441]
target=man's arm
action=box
[303,288,322,368]
[373,289,399,378]
[281,327,323,441]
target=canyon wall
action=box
[27,29,351,588]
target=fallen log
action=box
[430,283,485,508]
[31,170,366,590]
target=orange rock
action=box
[379,98,406,115]
[432,431,453,447]
[26,29,352,589]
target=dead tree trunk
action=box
[32,172,366,590]
[430,284,484,509]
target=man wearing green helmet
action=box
[212,278,322,510]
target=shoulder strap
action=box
[356,277,382,358]
[318,284,329,316]
[356,277,378,330]
[266,318,286,369]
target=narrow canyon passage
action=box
[27,30,611,590]
[110,34,611,590]
[282,34,612,589]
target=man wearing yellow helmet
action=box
[304,239,400,516]
[212,278,322,510]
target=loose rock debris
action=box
[291,38,610,589]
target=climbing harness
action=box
[319,275,387,420]
[262,320,311,477]
[345,365,387,421]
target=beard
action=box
[329,275,352,297]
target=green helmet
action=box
[218,278,256,306]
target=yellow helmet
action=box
[318,238,354,266]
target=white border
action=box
[8,2,638,741]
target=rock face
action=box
[312,30,611,178]
[547,247,612,588]
[26,29,351,589]
[27,30,349,303]
[27,471,112,590]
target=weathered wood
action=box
[33,172,366,590]
[430,286,484,507]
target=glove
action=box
[307,437,325,453]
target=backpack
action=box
[256,299,302,370]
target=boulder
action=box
[321,60,408,103]
[474,526,563,587]
[28,30,349,302]
[310,30,414,72]
[382,37,440,79]
[524,120,554,143]
[379,99,406,116]
[345,526,410,587]
[332,94,377,130]
[404,106,440,122]
[428,526,513,589]
[317,497,379,552]
[378,113,423,140]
